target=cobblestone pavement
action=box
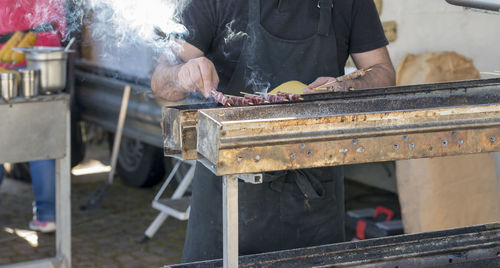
[0,143,187,267]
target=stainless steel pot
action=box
[19,68,40,98]
[15,46,73,94]
[0,72,19,101]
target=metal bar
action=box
[108,85,131,184]
[166,223,500,268]
[300,77,500,102]
[167,80,500,164]
[144,160,195,239]
[154,159,182,201]
[195,97,500,175]
[55,108,71,268]
[223,175,239,268]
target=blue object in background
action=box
[0,160,55,222]
[30,159,56,222]
[0,164,3,186]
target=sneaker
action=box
[29,219,56,233]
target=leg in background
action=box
[0,164,4,186]
[30,159,56,222]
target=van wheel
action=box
[110,135,165,188]
[4,163,31,183]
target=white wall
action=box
[382,0,500,198]
[380,0,500,75]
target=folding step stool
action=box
[142,159,196,241]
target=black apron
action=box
[182,0,345,262]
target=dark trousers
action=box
[181,163,345,263]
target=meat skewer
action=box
[311,68,372,91]
[225,94,253,106]
[276,92,304,101]
[240,92,269,104]
[212,90,256,107]
[214,90,304,107]
[254,92,288,103]
[211,90,231,106]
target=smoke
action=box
[222,20,248,58]
[81,0,190,60]
[247,71,271,94]
[6,0,190,63]
[221,20,271,93]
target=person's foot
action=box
[29,219,56,233]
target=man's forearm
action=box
[343,62,396,90]
[151,60,188,101]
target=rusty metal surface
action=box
[299,77,500,103]
[162,103,217,159]
[163,79,500,174]
[166,222,500,268]
[196,83,500,175]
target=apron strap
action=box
[248,0,261,26]
[293,171,326,199]
[318,0,333,36]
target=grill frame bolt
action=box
[254,155,261,162]
[490,137,496,143]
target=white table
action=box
[0,94,71,268]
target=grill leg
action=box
[223,175,239,268]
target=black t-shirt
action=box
[181,0,388,87]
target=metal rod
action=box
[154,159,182,201]
[55,101,71,268]
[108,85,131,184]
[223,175,239,268]
[143,161,196,240]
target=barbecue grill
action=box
[162,78,500,267]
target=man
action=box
[152,0,395,262]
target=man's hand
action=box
[302,46,395,94]
[303,77,352,94]
[177,57,219,98]
[151,40,219,101]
